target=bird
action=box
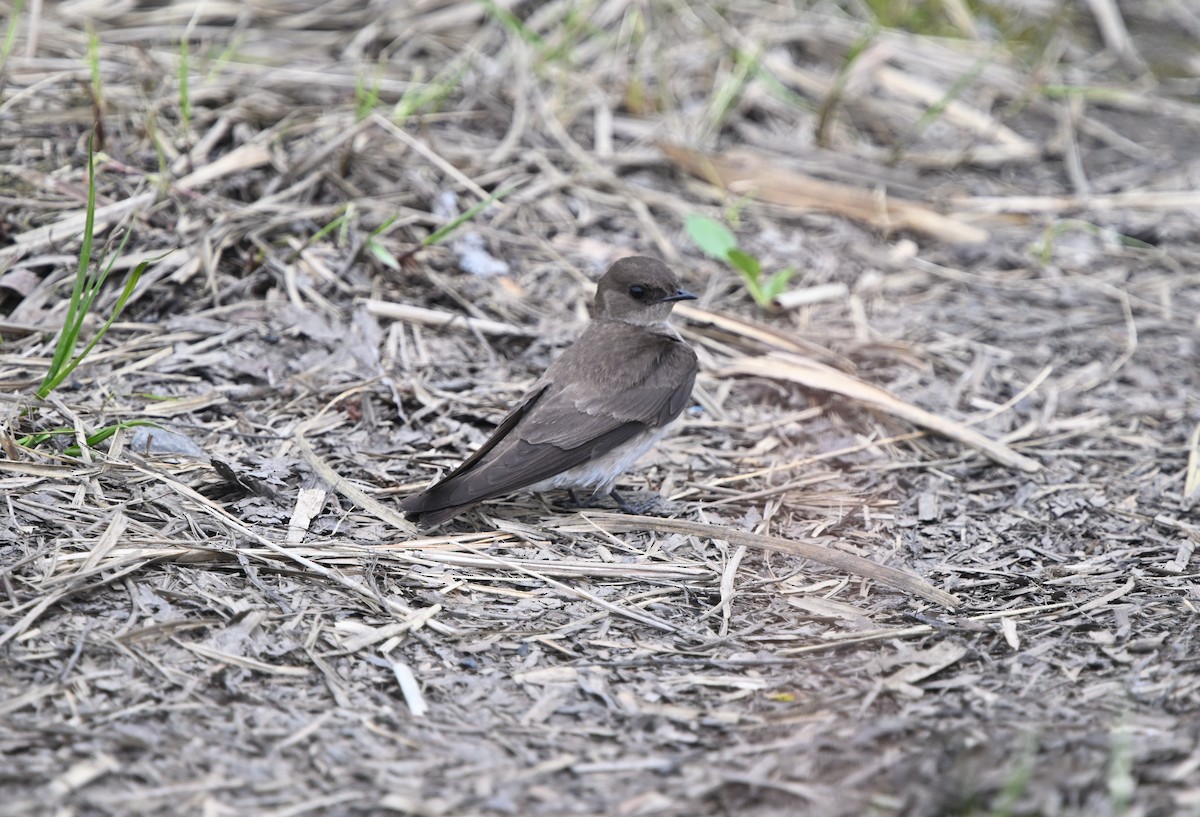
[400,256,699,527]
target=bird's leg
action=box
[564,489,608,509]
[564,488,660,514]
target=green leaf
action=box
[685,215,738,261]
[742,278,768,308]
[726,248,762,281]
[763,267,796,300]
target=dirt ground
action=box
[3,2,1200,815]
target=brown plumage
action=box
[400,256,698,527]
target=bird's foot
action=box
[608,488,662,515]
[562,488,662,515]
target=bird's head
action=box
[593,256,696,326]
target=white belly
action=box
[526,424,672,496]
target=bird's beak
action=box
[656,288,698,303]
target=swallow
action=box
[400,256,698,527]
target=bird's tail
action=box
[398,489,473,528]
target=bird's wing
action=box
[521,340,697,447]
[402,332,696,514]
[398,384,547,514]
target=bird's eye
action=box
[628,285,646,300]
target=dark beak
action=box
[656,288,697,303]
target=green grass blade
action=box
[0,0,25,70]
[367,238,401,270]
[815,22,878,147]
[889,49,995,165]
[178,35,191,133]
[40,257,149,395]
[39,131,100,398]
[355,64,383,121]
[478,0,542,45]
[36,129,154,400]
[19,419,164,456]
[706,48,759,137]
[422,184,514,247]
[394,58,470,122]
